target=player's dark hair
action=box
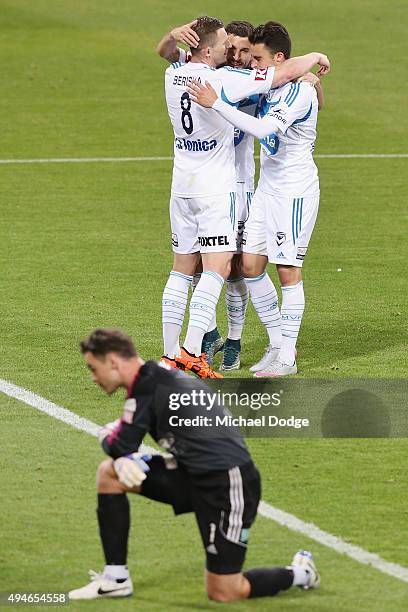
[226,20,254,38]
[80,328,138,359]
[190,16,224,55]
[249,21,292,59]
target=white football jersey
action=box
[178,48,256,189]
[258,82,319,196]
[164,62,275,196]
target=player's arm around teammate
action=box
[187,74,322,140]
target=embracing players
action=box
[159,16,329,378]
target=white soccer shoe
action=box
[69,570,133,600]
[291,550,320,589]
[249,345,280,373]
[254,360,297,377]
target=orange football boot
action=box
[175,347,223,379]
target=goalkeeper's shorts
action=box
[140,456,260,574]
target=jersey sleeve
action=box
[219,67,275,104]
[212,83,315,139]
[101,395,154,459]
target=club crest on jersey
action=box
[255,68,268,81]
[175,137,217,152]
[123,398,137,424]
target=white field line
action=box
[257,502,408,583]
[0,154,407,165]
[1,377,408,584]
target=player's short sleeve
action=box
[219,66,275,104]
[266,82,315,134]
[102,395,153,458]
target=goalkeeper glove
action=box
[114,453,152,488]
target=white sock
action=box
[184,271,224,355]
[290,565,309,587]
[103,565,129,581]
[192,272,216,333]
[162,271,192,358]
[279,281,305,365]
[226,277,249,340]
[244,272,282,347]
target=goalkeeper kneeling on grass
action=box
[69,327,320,602]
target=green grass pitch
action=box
[0,1,407,610]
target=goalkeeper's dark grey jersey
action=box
[102,361,250,474]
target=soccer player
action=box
[69,328,320,602]
[158,20,257,372]
[188,22,325,376]
[160,16,330,379]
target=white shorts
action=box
[170,193,237,254]
[242,188,319,267]
[236,183,254,252]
